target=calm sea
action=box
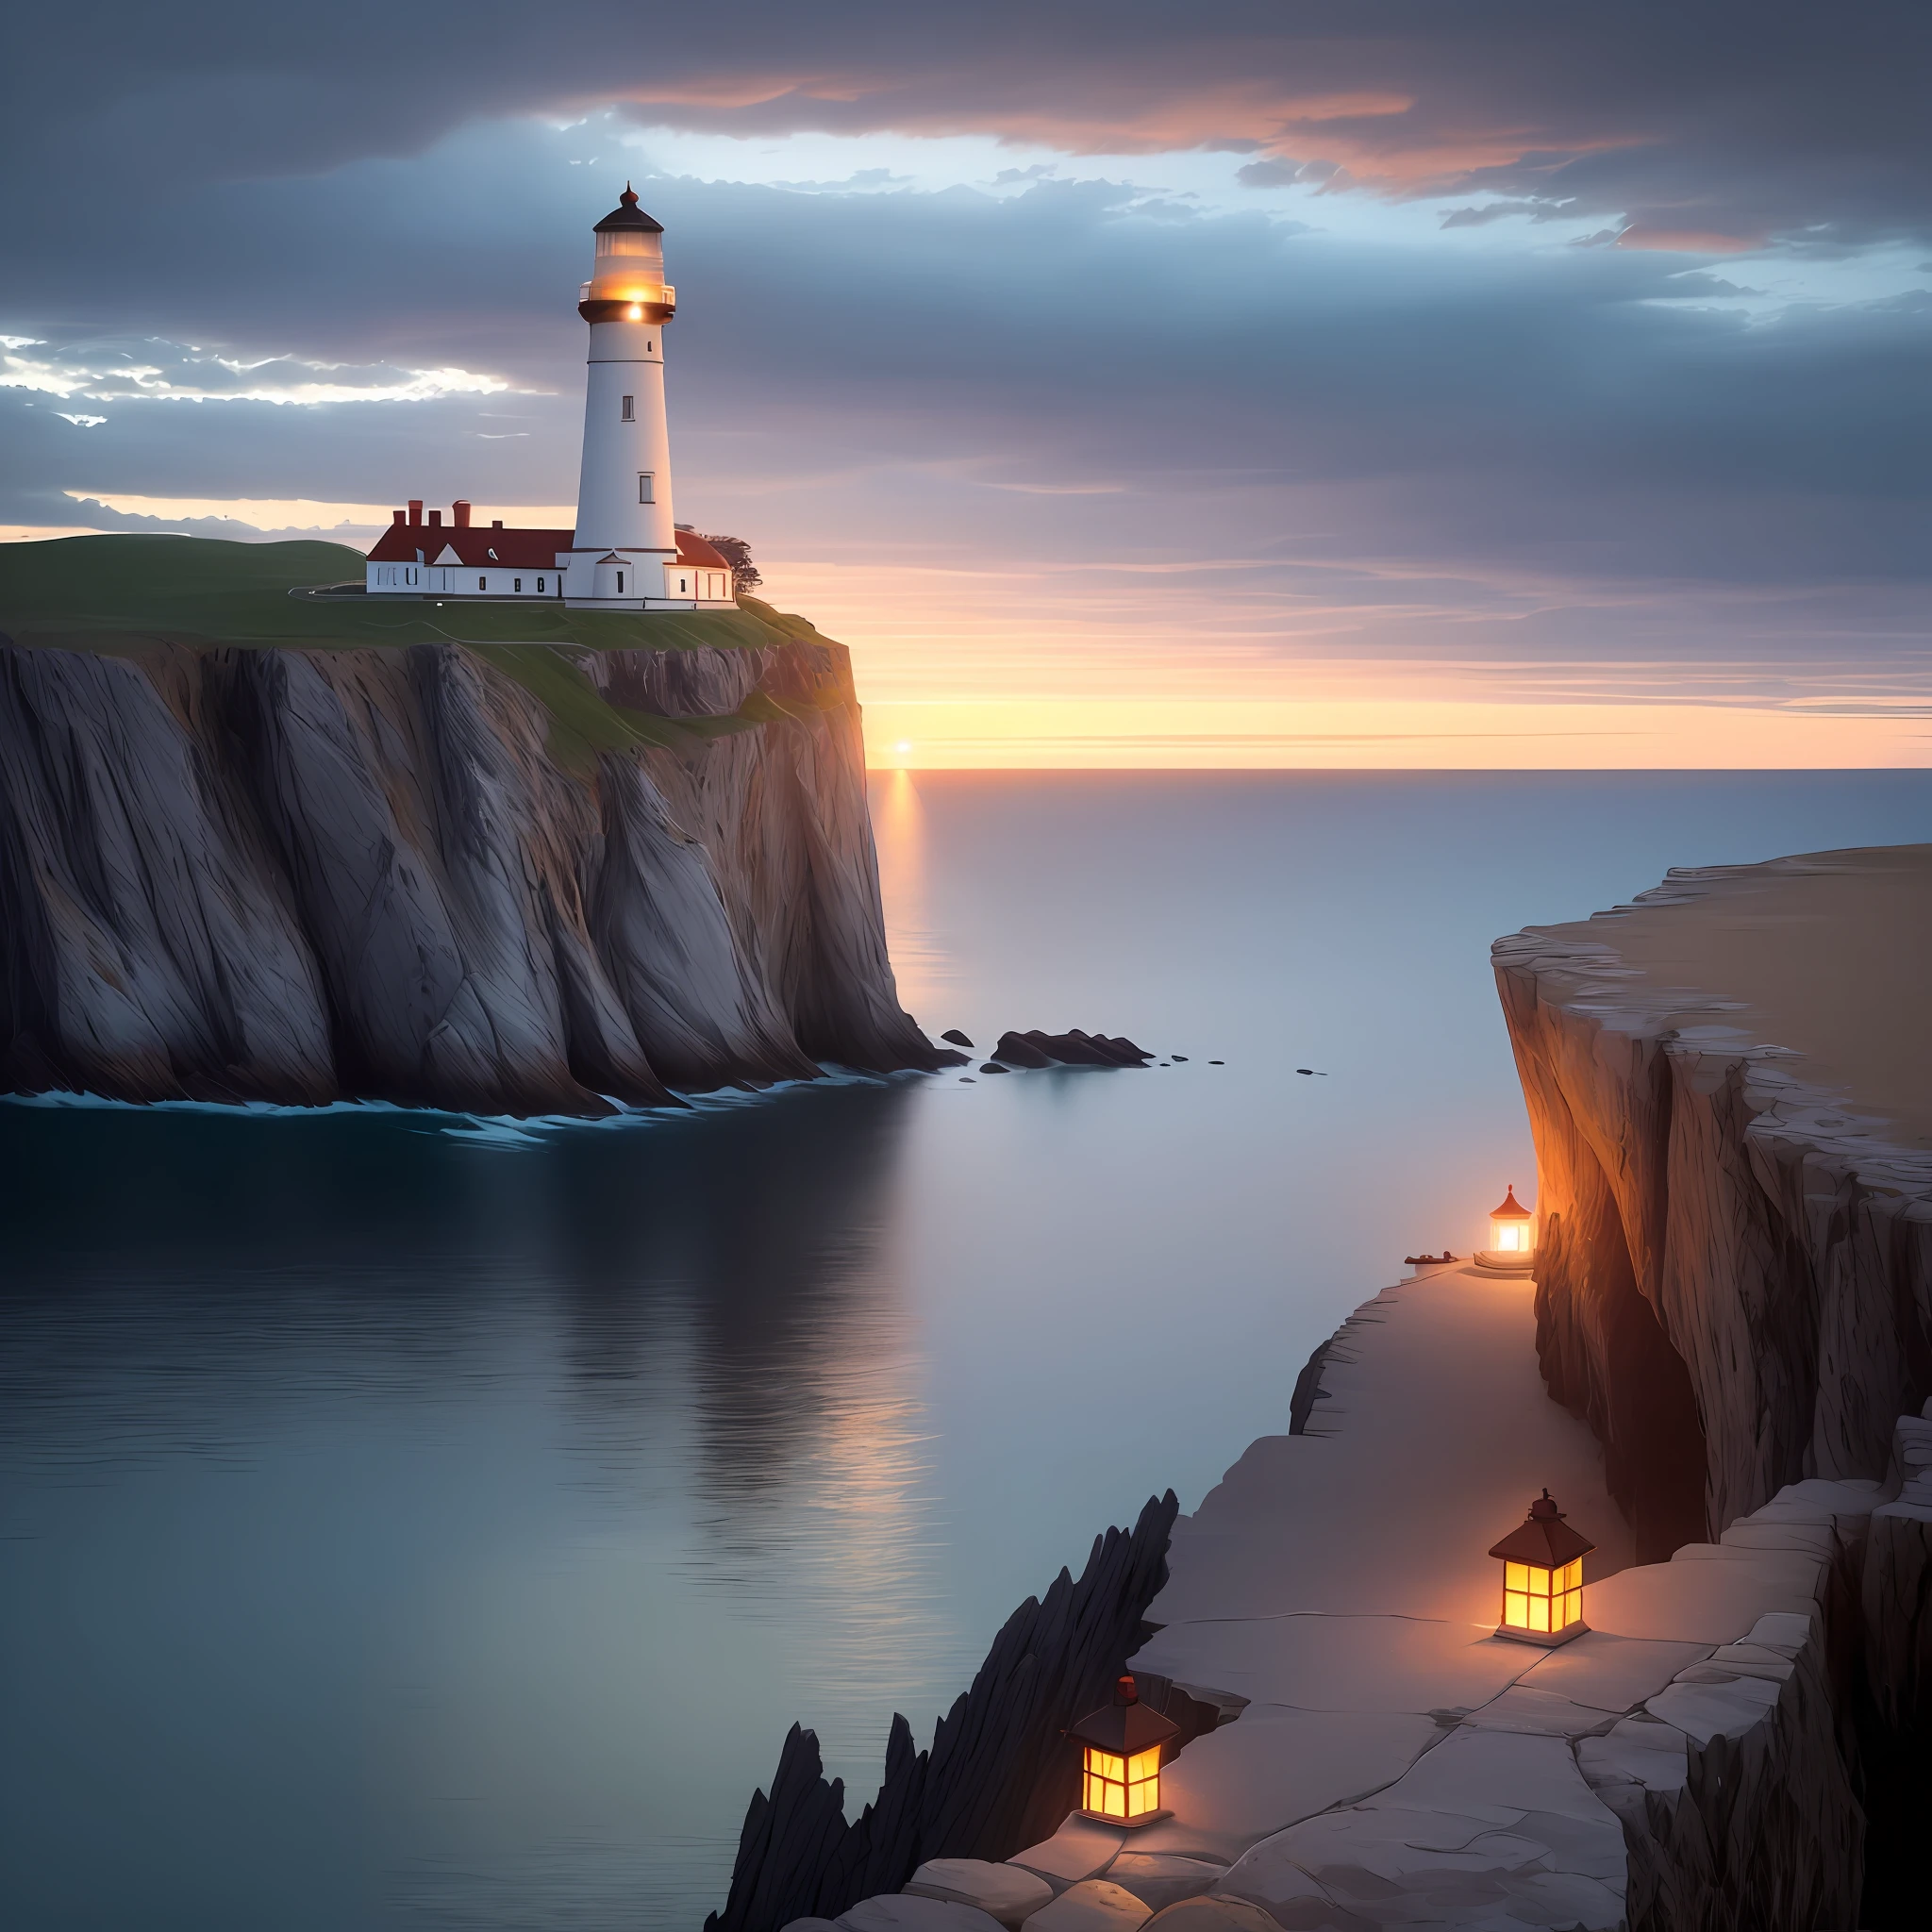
[4,771,1928,1930]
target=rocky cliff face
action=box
[0,632,944,1113]
[1493,852,1932,1551]
[1495,849,1932,1923]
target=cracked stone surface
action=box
[1020,1880,1153,1932]
[809,1257,1892,1929]
[906,1861,1054,1928]
[999,1261,1873,1926]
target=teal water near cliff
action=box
[3,770,1928,1930]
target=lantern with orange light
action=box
[1477,1185,1535,1270]
[1489,1489,1595,1646]
[1071,1674,1179,1826]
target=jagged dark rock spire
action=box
[704,1491,1184,1931]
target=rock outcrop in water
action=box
[1494,846,1932,1924]
[991,1030,1152,1069]
[0,540,951,1113]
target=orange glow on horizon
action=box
[858,695,1932,770]
[759,558,1932,772]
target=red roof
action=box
[1491,1185,1532,1221]
[674,529,729,570]
[367,524,731,573]
[367,524,571,569]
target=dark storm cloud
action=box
[7,142,1921,617]
[3,1,1927,251]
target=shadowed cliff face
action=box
[1494,851,1932,1543]
[0,633,942,1113]
[1496,851,1932,1928]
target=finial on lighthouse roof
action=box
[595,183,663,235]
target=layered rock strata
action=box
[1493,846,1932,1550]
[0,635,945,1112]
[1494,845,1932,1917]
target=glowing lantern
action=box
[1489,1489,1595,1646]
[1489,1185,1534,1256]
[1071,1674,1179,1826]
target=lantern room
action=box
[579,186,675,322]
[1489,1489,1595,1647]
[1070,1674,1179,1826]
[1488,1185,1534,1255]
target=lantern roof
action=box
[1489,1490,1596,1566]
[1069,1674,1181,1756]
[1490,1185,1532,1222]
[594,185,664,235]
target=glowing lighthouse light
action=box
[1071,1674,1179,1826]
[1489,1185,1534,1254]
[1490,1489,1595,1647]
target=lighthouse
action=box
[361,191,739,610]
[562,186,677,607]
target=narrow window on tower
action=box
[617,572,625,593]
[537,576,544,593]
[621,395,634,422]
[478,576,486,591]
[639,473,655,504]
[514,577,523,592]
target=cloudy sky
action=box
[4,1,1927,764]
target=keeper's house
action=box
[364,499,735,607]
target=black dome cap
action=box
[594,184,663,234]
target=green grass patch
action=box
[0,534,826,656]
[0,534,850,774]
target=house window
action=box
[638,473,654,504]
[622,395,634,421]
[514,577,523,592]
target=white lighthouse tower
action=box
[561,187,680,608]
[363,190,739,611]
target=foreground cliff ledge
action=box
[1496,843,1932,1923]
[781,1259,1893,1930]
[0,534,948,1114]
[1494,844,1932,1544]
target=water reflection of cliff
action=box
[0,1085,927,1585]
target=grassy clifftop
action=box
[0,533,820,655]
[0,533,852,775]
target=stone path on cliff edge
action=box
[805,1257,1889,1929]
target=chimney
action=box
[428,509,441,526]
[391,509,406,525]
[408,499,424,525]
[492,519,503,529]
[453,500,472,528]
